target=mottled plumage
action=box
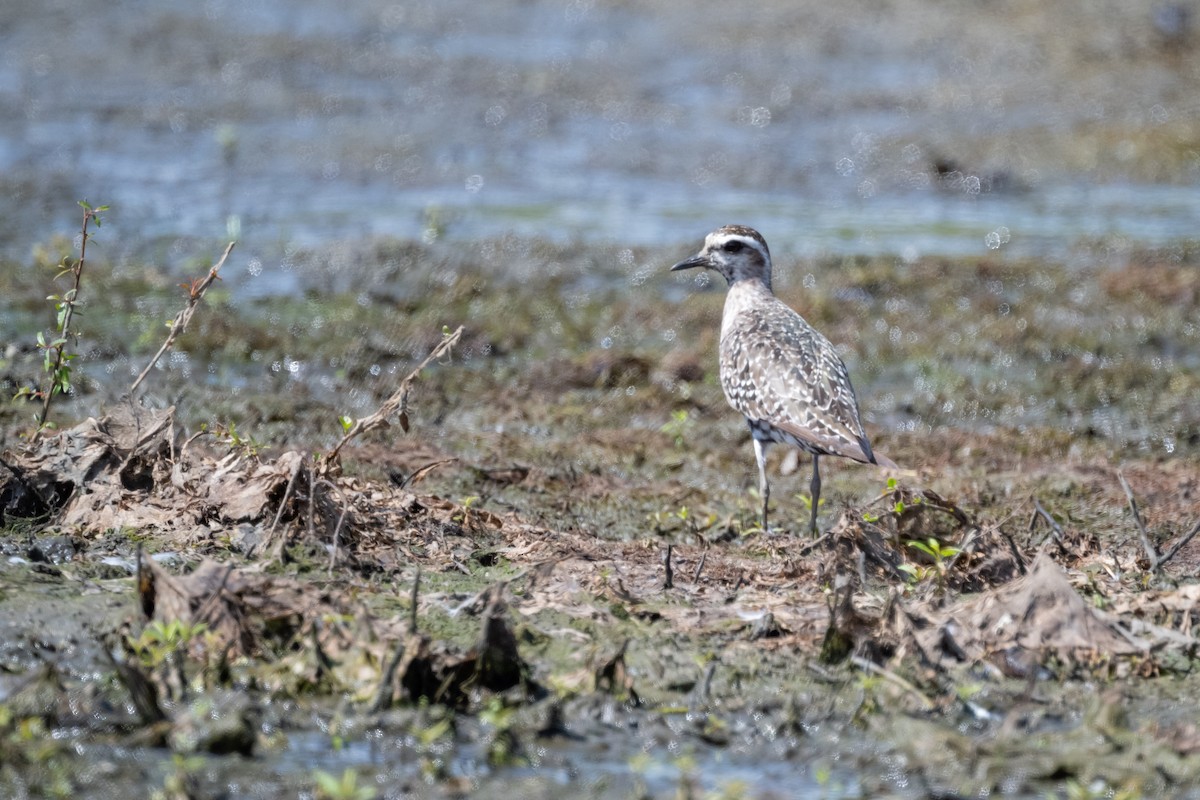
[672,225,895,535]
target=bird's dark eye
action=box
[723,240,743,253]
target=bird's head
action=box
[671,225,772,288]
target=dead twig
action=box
[409,569,422,635]
[129,242,235,396]
[259,456,306,561]
[319,480,352,576]
[1030,497,1067,554]
[1000,527,1028,575]
[942,524,981,576]
[324,326,464,469]
[1152,518,1200,573]
[178,428,210,460]
[796,531,831,558]
[1117,471,1159,565]
[396,458,459,489]
[691,549,708,583]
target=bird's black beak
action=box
[671,253,709,272]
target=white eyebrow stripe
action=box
[711,235,769,260]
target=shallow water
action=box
[1,0,1197,280]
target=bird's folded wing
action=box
[724,310,897,468]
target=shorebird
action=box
[671,225,895,535]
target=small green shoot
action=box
[479,696,523,767]
[659,408,694,448]
[415,716,452,749]
[452,495,480,524]
[312,768,376,800]
[128,619,209,669]
[14,200,109,431]
[213,421,261,457]
[794,491,825,512]
[907,537,961,563]
[904,537,962,590]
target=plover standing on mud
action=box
[671,225,896,535]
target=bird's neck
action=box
[721,278,775,338]
[726,271,772,292]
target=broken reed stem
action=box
[325,326,464,466]
[691,549,708,583]
[327,502,350,576]
[409,569,421,635]
[129,241,235,396]
[1117,471,1159,565]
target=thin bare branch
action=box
[326,487,352,576]
[36,204,104,430]
[324,326,464,467]
[261,457,305,561]
[178,428,210,460]
[270,459,304,537]
[1031,497,1067,551]
[129,241,235,396]
[796,531,831,557]
[1117,471,1158,564]
[1153,518,1200,573]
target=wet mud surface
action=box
[1,233,1199,798]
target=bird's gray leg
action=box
[752,436,770,533]
[809,454,821,537]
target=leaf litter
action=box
[4,393,1197,675]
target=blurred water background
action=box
[1,0,1198,289]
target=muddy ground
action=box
[1,231,1199,799]
[3,0,1200,796]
